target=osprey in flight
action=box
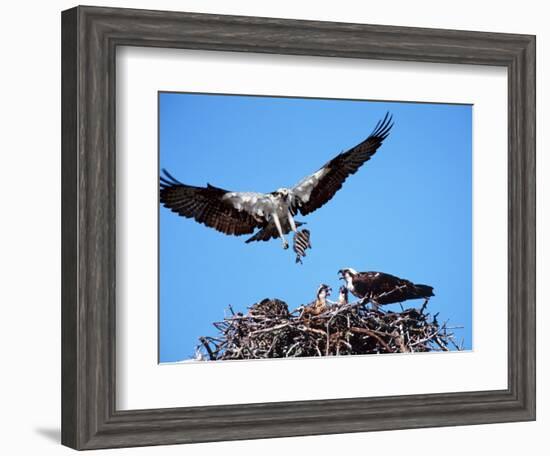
[338,268,434,306]
[160,113,393,249]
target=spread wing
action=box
[159,169,268,236]
[291,112,393,216]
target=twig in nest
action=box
[196,297,462,360]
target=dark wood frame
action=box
[61,5,536,450]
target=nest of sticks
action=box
[197,297,462,361]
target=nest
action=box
[197,298,462,361]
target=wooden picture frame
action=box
[61,5,536,450]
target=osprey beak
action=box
[318,284,332,297]
[338,270,344,280]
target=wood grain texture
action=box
[61,5,536,450]
[61,7,78,449]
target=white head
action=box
[274,188,291,202]
[338,268,358,281]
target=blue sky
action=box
[159,92,472,362]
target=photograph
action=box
[50,3,537,452]
[158,92,472,363]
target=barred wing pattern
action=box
[291,113,393,216]
[159,113,394,248]
[159,170,265,236]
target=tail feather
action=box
[414,284,434,298]
[245,227,274,243]
[245,221,304,244]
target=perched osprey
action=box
[338,285,349,306]
[160,113,393,249]
[338,268,434,306]
[304,284,332,316]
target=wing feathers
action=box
[293,113,393,215]
[160,169,264,236]
[353,271,434,305]
[160,113,393,240]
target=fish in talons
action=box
[159,113,393,260]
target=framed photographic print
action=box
[61,5,536,450]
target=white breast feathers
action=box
[222,192,276,218]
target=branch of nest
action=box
[195,296,462,361]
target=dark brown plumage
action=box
[159,113,393,252]
[339,268,434,305]
[296,112,393,216]
[245,220,304,243]
[159,170,265,236]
